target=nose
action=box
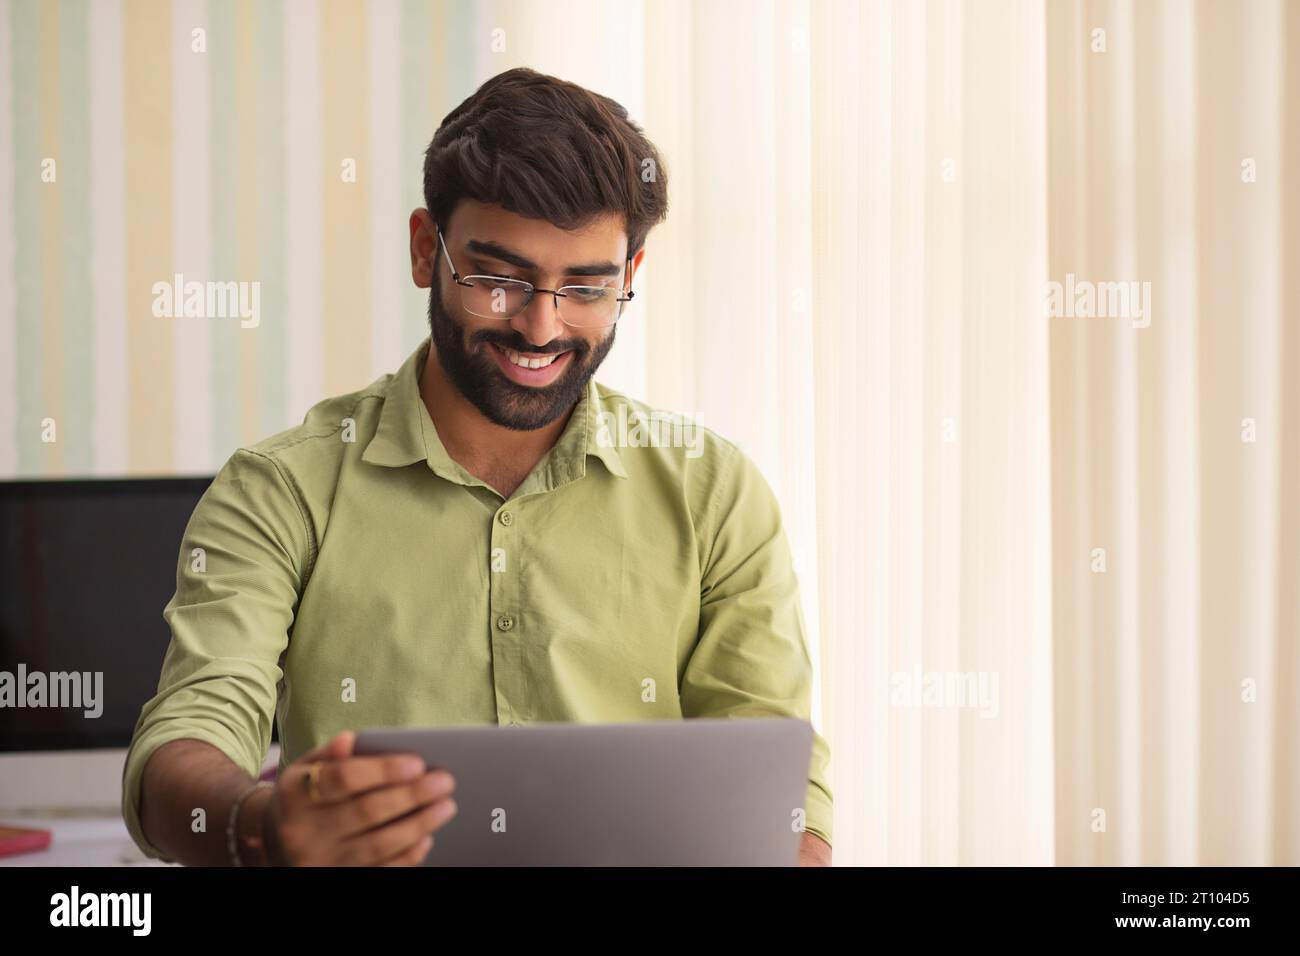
[509,288,567,349]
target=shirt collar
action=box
[362,338,628,485]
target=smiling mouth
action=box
[496,344,568,369]
[485,341,576,386]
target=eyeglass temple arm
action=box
[436,227,467,284]
[620,252,635,303]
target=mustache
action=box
[473,329,588,357]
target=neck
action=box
[418,341,575,470]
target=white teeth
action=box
[502,346,561,370]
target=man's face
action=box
[422,202,635,431]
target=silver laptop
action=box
[353,716,814,866]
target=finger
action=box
[295,730,356,765]
[323,730,356,760]
[310,753,429,805]
[329,769,456,839]
[379,834,435,867]
[280,733,362,813]
[336,796,458,866]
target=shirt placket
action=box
[489,502,524,726]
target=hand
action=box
[797,831,832,867]
[260,730,458,866]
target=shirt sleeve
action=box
[681,441,834,848]
[120,448,311,861]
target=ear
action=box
[410,209,437,290]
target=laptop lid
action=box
[352,716,814,866]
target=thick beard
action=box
[427,278,616,431]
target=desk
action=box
[0,745,280,866]
[0,813,172,867]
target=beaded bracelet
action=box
[226,780,274,866]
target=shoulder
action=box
[238,370,399,500]
[591,379,743,476]
[246,373,391,469]
[206,371,397,537]
[589,380,774,527]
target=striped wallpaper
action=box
[0,0,631,479]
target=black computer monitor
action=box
[0,477,213,751]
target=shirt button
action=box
[499,510,514,526]
[496,614,514,632]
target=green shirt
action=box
[121,337,833,859]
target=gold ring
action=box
[305,762,324,804]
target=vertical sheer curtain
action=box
[632,0,1295,865]
[1047,0,1299,866]
[640,0,1055,865]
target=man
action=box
[123,67,833,867]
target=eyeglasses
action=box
[436,228,634,330]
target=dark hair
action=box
[423,67,669,258]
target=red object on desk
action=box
[0,824,53,858]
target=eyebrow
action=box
[465,238,624,278]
